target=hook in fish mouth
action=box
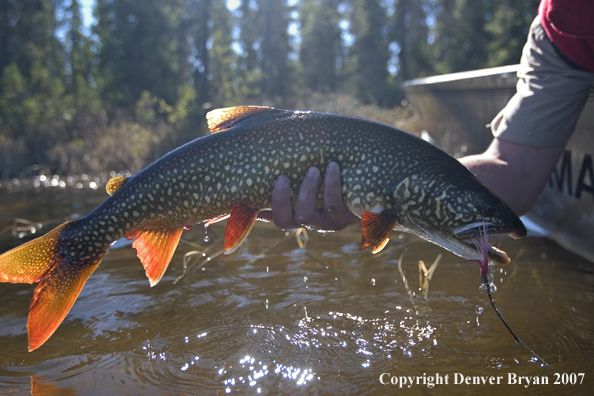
[453,222,515,265]
[462,238,510,265]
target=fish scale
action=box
[0,106,526,351]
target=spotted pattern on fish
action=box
[0,106,526,351]
[92,110,441,235]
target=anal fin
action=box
[224,203,259,255]
[360,211,398,254]
[126,228,183,286]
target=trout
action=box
[0,106,526,351]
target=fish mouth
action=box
[453,222,521,265]
[453,222,522,239]
[461,237,510,265]
[405,215,524,266]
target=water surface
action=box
[0,179,592,395]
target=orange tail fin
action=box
[0,220,105,351]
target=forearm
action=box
[459,138,566,216]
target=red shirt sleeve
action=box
[539,0,594,73]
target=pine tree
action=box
[390,0,432,82]
[485,0,539,67]
[299,0,342,92]
[431,0,492,73]
[346,0,390,104]
[190,0,213,106]
[95,0,193,108]
[0,1,77,178]
[236,0,292,99]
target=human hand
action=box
[258,162,359,231]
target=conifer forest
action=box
[0,0,539,178]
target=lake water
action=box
[0,178,593,395]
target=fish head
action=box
[392,164,527,265]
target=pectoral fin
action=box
[371,237,391,254]
[224,203,259,254]
[360,211,398,254]
[126,228,184,286]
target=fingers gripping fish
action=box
[0,106,526,351]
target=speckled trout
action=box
[0,106,526,351]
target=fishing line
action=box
[481,274,554,370]
[472,220,553,370]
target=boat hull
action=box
[404,65,594,262]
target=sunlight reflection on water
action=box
[0,180,593,395]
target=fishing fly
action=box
[470,223,553,369]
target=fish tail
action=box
[0,220,107,351]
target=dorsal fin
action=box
[206,106,273,133]
[106,176,129,196]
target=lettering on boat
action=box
[549,150,594,200]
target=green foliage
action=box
[429,0,539,73]
[0,63,28,136]
[0,0,540,179]
[390,0,432,81]
[431,0,492,74]
[135,91,160,127]
[94,0,193,107]
[346,0,391,105]
[167,84,198,126]
[299,0,342,92]
[208,1,243,105]
[485,0,540,67]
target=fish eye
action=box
[482,202,498,215]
